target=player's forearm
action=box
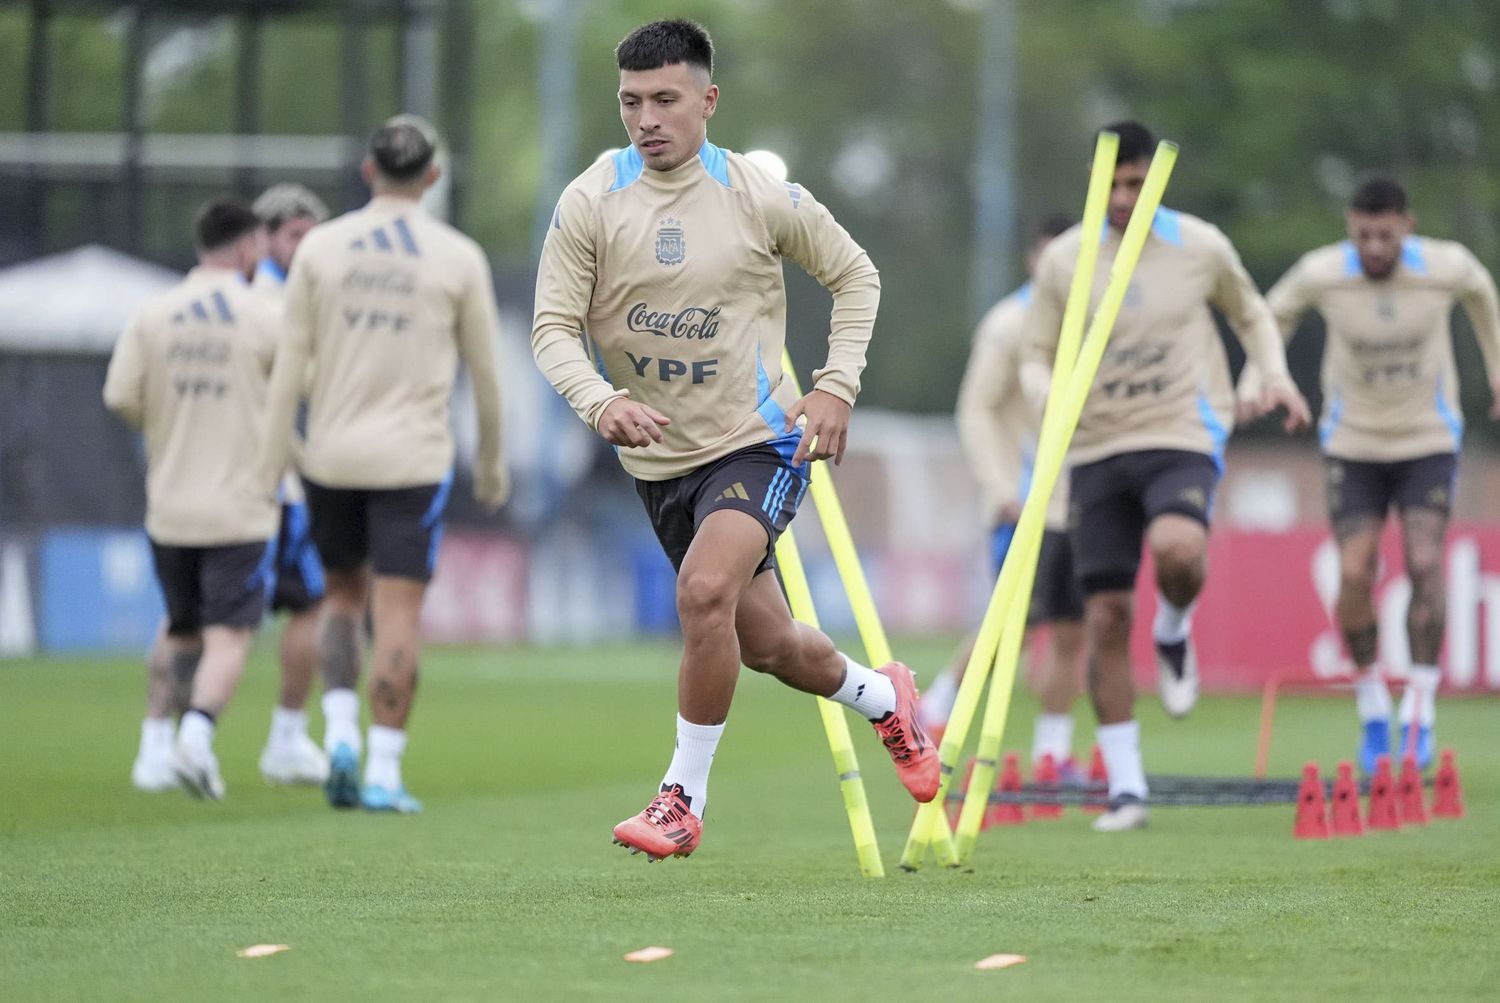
[810,262,879,404]
[1462,288,1500,377]
[1235,310,1294,389]
[531,325,628,429]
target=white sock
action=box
[1399,665,1440,728]
[1032,713,1075,765]
[1096,720,1147,801]
[140,717,175,760]
[660,714,724,819]
[1354,672,1392,723]
[178,709,215,754]
[322,688,361,755]
[1153,593,1194,645]
[269,706,309,747]
[364,724,406,791]
[830,655,897,721]
[918,669,959,730]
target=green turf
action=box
[3,637,1496,1000]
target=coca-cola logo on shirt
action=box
[626,302,721,340]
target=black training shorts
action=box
[150,538,274,636]
[1068,448,1219,595]
[1325,453,1457,531]
[636,443,810,575]
[302,473,453,584]
[1029,528,1085,625]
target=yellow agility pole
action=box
[780,349,956,868]
[899,132,1125,870]
[775,524,885,877]
[952,142,1180,863]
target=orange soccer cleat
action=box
[871,662,941,803]
[612,784,703,862]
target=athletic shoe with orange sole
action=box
[612,783,702,862]
[872,662,941,803]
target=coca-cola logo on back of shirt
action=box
[626,303,722,340]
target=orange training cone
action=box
[1365,754,1400,831]
[987,753,1025,827]
[1396,753,1428,826]
[1084,745,1107,815]
[1431,748,1465,819]
[1328,760,1364,837]
[1032,753,1063,820]
[1293,762,1330,839]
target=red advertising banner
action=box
[1127,523,1500,693]
[422,534,529,644]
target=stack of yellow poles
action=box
[900,136,1180,870]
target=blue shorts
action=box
[271,500,326,613]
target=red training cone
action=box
[986,752,1025,827]
[1431,748,1465,819]
[1328,760,1364,837]
[1031,753,1062,819]
[1365,754,1400,831]
[1293,762,1330,839]
[1084,745,1107,815]
[1396,753,1428,826]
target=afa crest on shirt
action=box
[656,217,685,266]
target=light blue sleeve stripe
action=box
[698,141,732,187]
[1435,375,1464,446]
[1196,390,1229,472]
[609,147,645,192]
[1318,392,1343,451]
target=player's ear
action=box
[702,83,718,121]
[425,162,442,190]
[360,156,375,189]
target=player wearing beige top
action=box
[259,116,509,815]
[1264,175,1500,773]
[920,218,1090,777]
[105,200,279,801]
[531,20,936,863]
[1026,122,1311,831]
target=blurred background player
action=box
[1260,175,1500,772]
[1026,121,1311,831]
[531,19,937,863]
[251,182,332,786]
[921,215,1089,778]
[259,116,509,813]
[105,200,280,800]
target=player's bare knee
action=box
[1086,595,1132,645]
[675,568,739,628]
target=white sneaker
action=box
[260,734,331,785]
[173,738,226,800]
[131,755,179,793]
[1156,637,1199,718]
[1092,795,1148,832]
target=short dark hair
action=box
[253,183,329,233]
[369,114,437,182]
[1101,120,1157,164]
[1350,174,1408,214]
[194,199,260,252]
[615,19,714,76]
[1034,213,1073,241]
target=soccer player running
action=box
[106,200,280,800]
[1259,175,1500,772]
[259,116,509,814]
[1026,121,1311,831]
[250,182,332,786]
[921,216,1090,778]
[531,19,938,862]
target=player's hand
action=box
[599,397,670,448]
[474,464,510,511]
[1235,396,1267,426]
[785,388,852,466]
[1260,383,1312,434]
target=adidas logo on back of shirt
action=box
[350,218,422,257]
[171,290,236,325]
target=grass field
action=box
[3,636,1497,1000]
